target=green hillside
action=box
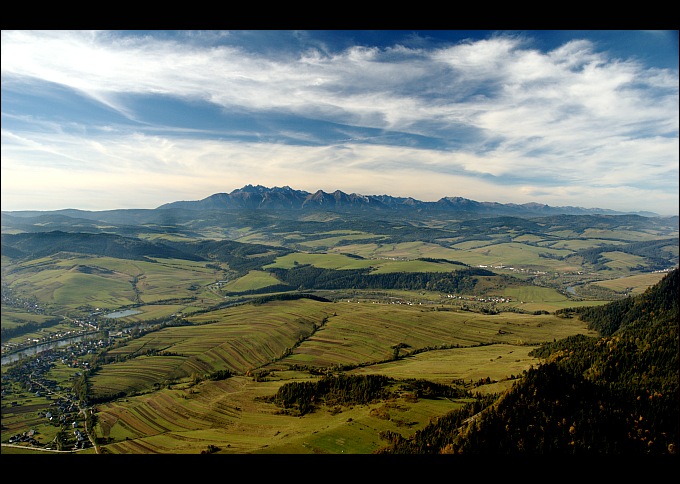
[375,268,679,454]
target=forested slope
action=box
[375,268,679,455]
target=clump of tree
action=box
[267,265,498,294]
[207,369,232,381]
[266,374,394,416]
[397,378,469,399]
[0,317,62,340]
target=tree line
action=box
[266,265,498,293]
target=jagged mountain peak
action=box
[156,184,655,217]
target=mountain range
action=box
[156,184,659,217]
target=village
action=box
[1,336,113,452]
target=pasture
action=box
[93,374,466,454]
[91,299,328,398]
[3,210,675,455]
[84,296,598,454]
[221,270,282,293]
[1,255,226,313]
[262,251,467,274]
[347,344,536,386]
[590,271,668,294]
[600,251,650,272]
[1,307,56,329]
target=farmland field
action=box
[72,296,600,454]
[1,206,677,455]
[590,272,668,294]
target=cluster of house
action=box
[1,341,103,450]
[7,429,40,446]
[446,294,512,303]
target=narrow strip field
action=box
[87,297,598,454]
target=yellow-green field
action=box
[79,296,600,454]
[93,374,466,454]
[1,255,226,311]
[1,307,56,329]
[222,270,282,293]
[347,344,536,385]
[580,228,668,241]
[262,251,468,274]
[542,239,627,250]
[263,252,375,270]
[296,232,383,248]
[600,251,649,271]
[590,272,669,294]
[3,215,675,455]
[91,299,328,398]
[324,240,588,272]
[326,241,461,260]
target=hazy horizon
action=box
[2,30,678,216]
[0,182,673,216]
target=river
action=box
[1,332,105,366]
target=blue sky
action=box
[1,30,678,215]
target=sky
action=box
[1,30,678,215]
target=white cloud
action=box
[1,30,677,215]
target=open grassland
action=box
[131,258,224,304]
[53,274,135,309]
[590,272,669,294]
[272,301,597,369]
[262,251,467,274]
[369,259,467,274]
[347,344,536,386]
[93,374,465,454]
[91,301,596,454]
[502,285,567,301]
[296,232,384,248]
[90,299,329,399]
[1,307,56,329]
[325,240,586,273]
[3,257,137,310]
[542,238,627,250]
[222,270,286,293]
[82,296,599,454]
[1,255,225,312]
[327,241,463,261]
[512,234,544,243]
[264,252,376,270]
[448,243,573,270]
[600,251,650,272]
[580,228,670,241]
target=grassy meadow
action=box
[2,211,676,455]
[80,296,599,454]
[1,255,225,313]
[589,272,668,294]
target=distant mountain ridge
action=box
[156,184,659,217]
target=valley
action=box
[1,186,678,454]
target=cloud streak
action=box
[1,30,678,215]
